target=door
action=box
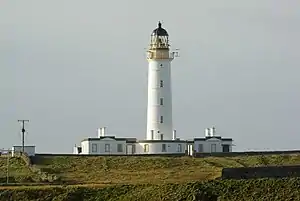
[222,145,230,152]
[211,144,216,153]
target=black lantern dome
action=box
[151,22,169,36]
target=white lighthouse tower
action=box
[146,22,178,141]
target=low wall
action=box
[222,165,300,179]
[194,150,300,158]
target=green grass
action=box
[0,156,35,183]
[31,154,300,185]
[1,178,300,201]
[1,154,300,200]
[1,154,300,185]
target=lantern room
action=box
[149,22,170,50]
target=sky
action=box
[0,0,299,153]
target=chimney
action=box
[205,128,210,137]
[211,127,215,136]
[172,130,177,140]
[97,128,102,138]
[101,127,106,136]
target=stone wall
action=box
[222,165,300,179]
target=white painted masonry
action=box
[73,22,234,155]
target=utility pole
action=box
[18,120,29,155]
[7,150,9,184]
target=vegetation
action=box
[1,154,300,185]
[0,157,35,183]
[0,178,300,201]
[32,154,300,184]
[1,154,300,200]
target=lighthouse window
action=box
[160,116,163,123]
[160,98,164,105]
[160,64,163,67]
[160,80,163,87]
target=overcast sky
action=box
[1,0,299,153]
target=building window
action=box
[162,144,167,152]
[177,144,182,152]
[198,144,203,152]
[160,80,163,87]
[117,144,123,152]
[105,144,110,152]
[160,116,163,123]
[160,134,164,140]
[92,144,97,153]
[144,144,149,152]
[160,98,164,105]
[160,64,163,67]
[211,144,216,153]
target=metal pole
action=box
[18,120,29,155]
[1,149,10,184]
[6,151,9,184]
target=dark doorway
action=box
[222,145,230,152]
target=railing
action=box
[147,51,175,60]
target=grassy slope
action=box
[1,153,300,185]
[32,154,300,184]
[0,157,34,183]
[1,154,300,200]
[1,178,300,201]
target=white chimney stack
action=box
[210,127,215,136]
[205,128,210,137]
[172,130,177,140]
[97,128,102,137]
[101,127,106,136]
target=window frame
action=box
[177,144,182,152]
[162,144,167,152]
[160,98,164,105]
[117,144,123,152]
[144,144,149,152]
[198,144,203,152]
[160,80,163,87]
[91,144,97,153]
[105,144,110,152]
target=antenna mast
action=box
[18,120,29,155]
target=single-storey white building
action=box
[73,127,233,155]
[11,145,36,157]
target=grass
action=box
[1,153,300,185]
[0,156,35,183]
[30,153,300,185]
[1,154,300,200]
[1,179,300,201]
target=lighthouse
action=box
[73,22,234,155]
[146,22,178,141]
